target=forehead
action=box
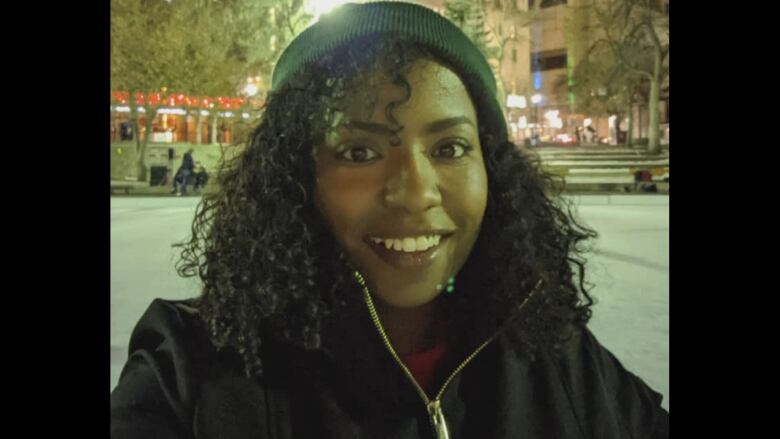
[344,58,478,124]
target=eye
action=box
[337,145,381,163]
[432,140,471,159]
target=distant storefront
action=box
[110,91,264,145]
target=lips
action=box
[369,235,442,252]
[365,234,451,270]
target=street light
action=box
[244,83,258,97]
[506,94,527,109]
[307,0,355,21]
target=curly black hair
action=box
[176,38,597,376]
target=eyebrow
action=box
[345,120,396,136]
[345,116,475,136]
[424,116,475,134]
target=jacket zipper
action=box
[353,271,542,439]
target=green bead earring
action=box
[445,276,455,294]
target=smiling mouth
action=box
[364,234,452,270]
[367,235,448,253]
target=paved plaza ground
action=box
[110,194,669,410]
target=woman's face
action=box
[314,58,488,309]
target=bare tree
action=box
[111,0,181,180]
[446,0,538,114]
[111,0,311,181]
[571,0,668,153]
[444,0,498,60]
[483,2,538,110]
[566,32,641,146]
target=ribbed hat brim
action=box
[271,1,507,141]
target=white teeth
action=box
[372,234,445,253]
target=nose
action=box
[383,149,442,213]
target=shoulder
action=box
[126,298,210,356]
[112,299,284,438]
[139,298,201,329]
[555,325,658,395]
[551,325,669,438]
[111,298,236,438]
[112,298,210,390]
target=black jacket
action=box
[181,152,194,172]
[111,299,668,439]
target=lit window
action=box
[539,0,566,8]
[531,50,567,71]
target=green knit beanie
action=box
[271,1,507,141]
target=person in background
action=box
[193,162,209,193]
[171,147,195,196]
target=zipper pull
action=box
[428,399,450,439]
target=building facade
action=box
[422,0,669,145]
[111,0,669,153]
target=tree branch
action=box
[639,20,664,52]
[606,38,653,80]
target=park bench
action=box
[542,166,669,194]
[110,179,147,194]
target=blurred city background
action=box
[111,0,669,194]
[110,0,669,408]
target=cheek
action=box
[315,168,381,242]
[445,164,489,227]
[469,168,489,218]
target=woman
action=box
[111,2,668,438]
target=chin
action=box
[374,289,441,309]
